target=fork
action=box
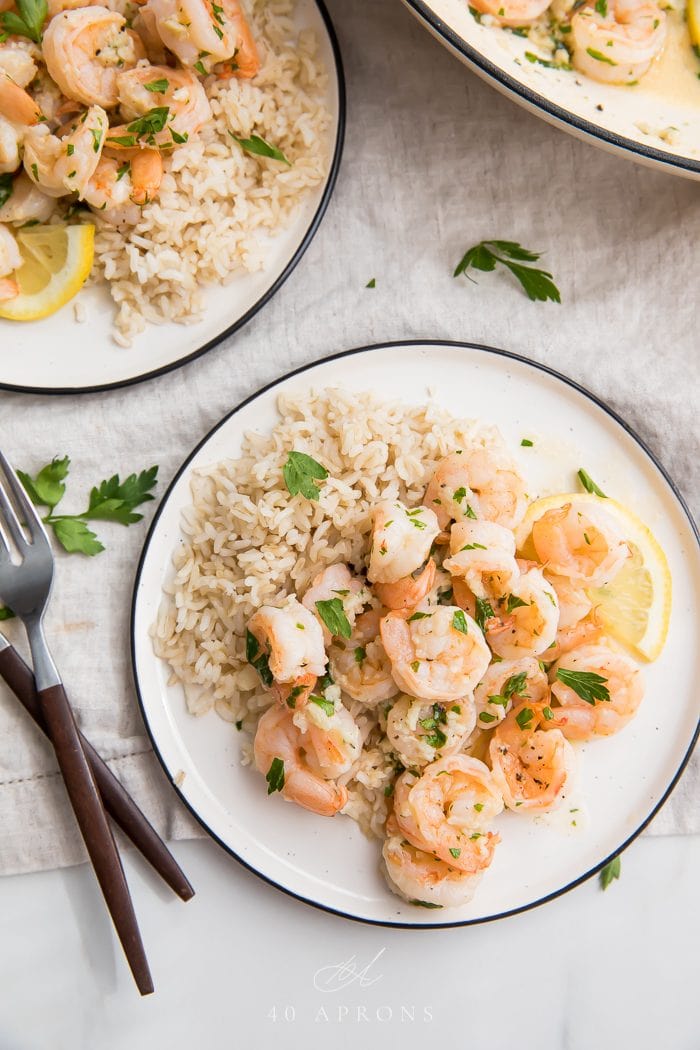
[0,451,153,996]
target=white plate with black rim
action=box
[0,0,344,396]
[402,0,700,180]
[131,340,700,927]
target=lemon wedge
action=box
[515,492,672,662]
[0,223,94,322]
[689,0,700,54]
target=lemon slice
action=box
[0,223,94,321]
[689,0,700,54]
[515,492,671,662]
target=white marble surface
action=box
[1,835,699,1049]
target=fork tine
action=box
[0,450,46,545]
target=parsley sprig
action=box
[17,457,158,556]
[1,0,47,43]
[454,240,561,303]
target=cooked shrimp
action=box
[571,0,666,85]
[544,572,592,629]
[451,576,476,618]
[248,600,327,683]
[0,70,42,126]
[386,694,476,768]
[443,520,519,599]
[425,449,527,533]
[0,116,19,174]
[382,823,483,908]
[329,608,398,706]
[0,172,54,223]
[302,562,367,642]
[548,644,643,739]
[293,690,362,780]
[393,756,502,872]
[532,502,628,587]
[112,64,211,147]
[0,223,20,301]
[486,567,560,659]
[381,606,491,701]
[272,672,317,711]
[468,0,551,26]
[145,0,259,74]
[474,657,549,728]
[367,500,439,585]
[42,8,145,109]
[489,702,576,811]
[23,105,108,197]
[253,705,346,817]
[82,149,162,219]
[0,45,38,89]
[374,559,436,611]
[546,618,605,662]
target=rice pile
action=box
[93,0,331,345]
[153,388,508,839]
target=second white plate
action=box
[131,341,700,926]
[1,0,344,394]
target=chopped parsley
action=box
[283,450,328,501]
[265,757,285,795]
[451,609,469,634]
[310,694,335,717]
[521,438,533,447]
[144,77,169,93]
[459,542,487,551]
[586,46,617,65]
[556,667,610,705]
[245,629,273,687]
[577,468,607,497]
[600,855,621,890]
[366,278,376,288]
[229,131,291,166]
[354,646,366,664]
[475,596,495,632]
[515,707,534,730]
[407,611,431,622]
[315,598,351,639]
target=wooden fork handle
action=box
[37,683,154,996]
[0,646,194,903]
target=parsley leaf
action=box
[245,629,273,686]
[451,609,469,634]
[515,707,534,730]
[454,240,561,303]
[409,899,443,909]
[577,468,607,498]
[505,593,529,614]
[0,172,13,209]
[599,855,621,890]
[144,77,169,93]
[283,450,328,501]
[265,757,285,795]
[0,0,47,42]
[85,466,158,524]
[503,672,528,698]
[315,598,351,639]
[556,668,610,705]
[407,611,431,622]
[129,107,169,136]
[0,605,15,620]
[354,646,366,664]
[366,278,376,288]
[586,46,617,65]
[17,456,70,510]
[52,518,104,556]
[310,694,335,716]
[229,132,291,166]
[474,596,495,632]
